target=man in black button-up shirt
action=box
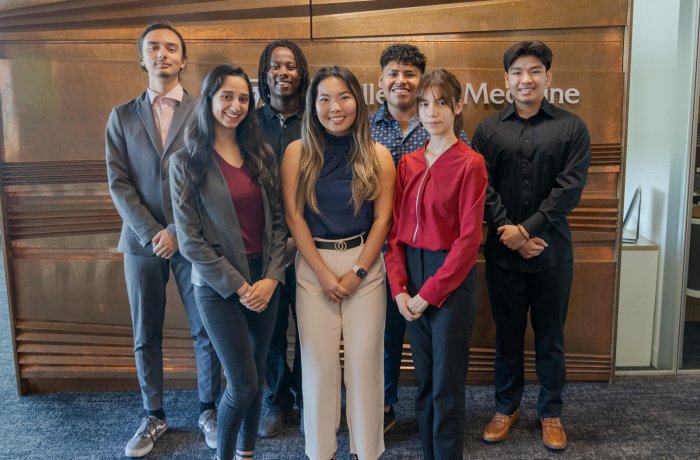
[472,41,591,451]
[255,40,309,438]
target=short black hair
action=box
[503,40,553,71]
[138,22,187,60]
[379,44,427,73]
[257,40,310,108]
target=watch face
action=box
[356,268,368,280]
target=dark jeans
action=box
[384,277,406,406]
[194,256,278,459]
[405,247,477,460]
[264,264,302,411]
[485,260,573,418]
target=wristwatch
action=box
[352,264,368,280]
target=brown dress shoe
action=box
[541,417,567,450]
[483,410,520,442]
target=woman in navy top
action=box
[281,66,395,460]
[169,64,286,460]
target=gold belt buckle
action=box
[334,239,348,252]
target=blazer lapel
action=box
[136,92,163,155]
[164,92,192,154]
[261,187,272,272]
[199,160,251,281]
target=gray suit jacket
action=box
[169,149,287,299]
[105,89,194,256]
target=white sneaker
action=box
[198,408,217,449]
[124,415,167,457]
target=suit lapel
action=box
[164,92,192,154]
[136,92,163,155]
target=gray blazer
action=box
[105,90,194,256]
[168,149,287,299]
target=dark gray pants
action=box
[195,256,279,459]
[406,247,478,460]
[124,251,221,412]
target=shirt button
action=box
[524,180,529,186]
[525,139,530,143]
[525,201,530,206]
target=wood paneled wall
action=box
[0,0,628,394]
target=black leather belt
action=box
[314,233,367,251]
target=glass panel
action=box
[682,112,700,369]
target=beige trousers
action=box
[296,242,386,460]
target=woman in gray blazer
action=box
[169,64,286,460]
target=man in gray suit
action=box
[105,23,221,458]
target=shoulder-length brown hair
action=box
[417,68,464,135]
[297,65,380,215]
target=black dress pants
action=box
[406,247,478,460]
[485,260,573,419]
[264,264,302,412]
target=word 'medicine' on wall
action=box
[465,83,581,105]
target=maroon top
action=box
[214,151,264,257]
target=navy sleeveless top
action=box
[304,132,374,239]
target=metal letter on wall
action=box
[0,0,627,393]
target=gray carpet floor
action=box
[1,262,700,459]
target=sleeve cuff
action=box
[521,212,546,236]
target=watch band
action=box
[352,264,368,280]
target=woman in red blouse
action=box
[385,69,487,460]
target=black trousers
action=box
[264,265,302,411]
[406,247,477,460]
[485,260,573,419]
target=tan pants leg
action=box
[296,243,386,460]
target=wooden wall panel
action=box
[0,1,311,39]
[311,0,627,38]
[0,0,628,393]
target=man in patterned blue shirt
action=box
[370,43,470,433]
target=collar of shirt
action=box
[260,103,302,123]
[372,102,422,136]
[147,84,184,105]
[501,98,555,121]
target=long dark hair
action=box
[257,40,310,109]
[180,64,278,205]
[297,66,380,215]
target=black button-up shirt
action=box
[472,100,591,273]
[256,104,303,166]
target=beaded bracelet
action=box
[517,224,530,240]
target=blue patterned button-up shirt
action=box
[369,102,470,166]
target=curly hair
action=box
[379,43,427,73]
